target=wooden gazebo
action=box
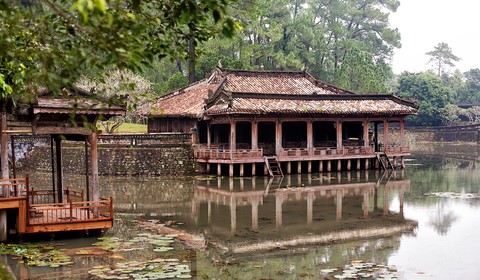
[145,68,418,177]
[0,86,125,241]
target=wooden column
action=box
[230,121,236,151]
[363,120,369,147]
[287,162,291,174]
[0,111,7,242]
[89,132,100,203]
[307,161,312,173]
[319,161,323,173]
[240,163,244,177]
[374,122,379,152]
[251,120,258,150]
[217,163,222,176]
[229,164,234,177]
[383,120,389,151]
[307,120,313,155]
[399,119,405,147]
[336,121,342,148]
[297,161,302,174]
[207,123,211,148]
[275,120,282,155]
[55,136,63,203]
[252,163,256,176]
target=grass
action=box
[97,122,147,134]
[113,123,147,134]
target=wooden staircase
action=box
[264,156,284,177]
[376,153,394,171]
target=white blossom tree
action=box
[78,69,154,133]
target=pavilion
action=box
[145,68,418,177]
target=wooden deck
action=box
[0,177,113,235]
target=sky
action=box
[389,0,480,74]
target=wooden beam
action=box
[33,126,92,135]
[89,133,100,203]
[55,137,63,203]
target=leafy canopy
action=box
[0,0,237,101]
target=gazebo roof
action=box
[146,68,418,118]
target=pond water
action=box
[2,144,480,279]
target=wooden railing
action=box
[26,188,84,205]
[0,177,28,199]
[385,145,410,153]
[27,198,113,225]
[193,147,263,160]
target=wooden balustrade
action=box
[0,177,28,199]
[193,147,263,160]
[27,198,113,225]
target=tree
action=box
[426,42,460,76]
[197,0,400,93]
[456,69,480,104]
[397,72,452,126]
[77,69,155,133]
[0,0,237,100]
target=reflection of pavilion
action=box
[191,174,414,253]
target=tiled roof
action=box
[222,70,350,95]
[34,97,125,116]
[147,68,417,118]
[143,80,218,117]
[205,95,417,116]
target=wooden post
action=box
[240,163,244,177]
[229,164,234,177]
[336,121,342,148]
[275,120,282,155]
[337,160,342,172]
[55,136,63,203]
[374,122,379,152]
[287,162,291,174]
[365,158,370,170]
[252,163,256,176]
[251,121,258,150]
[319,160,323,173]
[307,161,312,173]
[399,119,405,147]
[85,138,90,201]
[383,120,389,151]
[356,159,361,170]
[297,161,302,174]
[307,120,313,155]
[363,120,369,147]
[89,132,100,204]
[217,163,222,176]
[207,123,211,149]
[10,135,16,179]
[347,159,351,171]
[230,121,236,151]
[327,160,331,172]
[0,110,9,241]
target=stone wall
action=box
[17,134,196,176]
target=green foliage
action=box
[0,0,237,100]
[164,72,189,93]
[195,0,400,93]
[426,42,460,76]
[455,69,480,104]
[397,72,452,126]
